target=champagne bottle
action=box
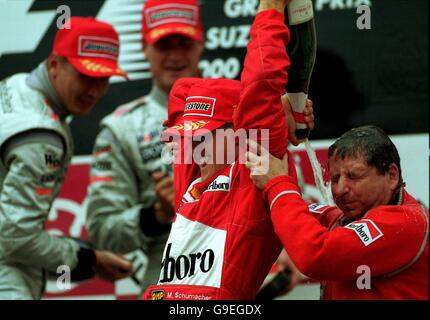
[255,269,292,300]
[285,0,317,140]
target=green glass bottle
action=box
[285,0,317,139]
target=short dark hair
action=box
[328,125,402,182]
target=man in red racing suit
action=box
[246,126,429,300]
[144,1,298,300]
[265,183,428,299]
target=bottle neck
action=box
[286,0,314,25]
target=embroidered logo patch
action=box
[206,175,230,192]
[78,36,119,60]
[184,96,216,118]
[150,290,165,300]
[345,219,384,246]
[146,4,198,28]
[308,203,330,214]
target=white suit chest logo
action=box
[158,214,226,288]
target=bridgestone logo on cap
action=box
[185,102,210,111]
[84,43,118,55]
[146,4,198,28]
[79,36,119,60]
[184,96,216,118]
[152,10,193,21]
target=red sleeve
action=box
[234,9,291,159]
[307,203,344,230]
[264,177,429,280]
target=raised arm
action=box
[234,0,292,159]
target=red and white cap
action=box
[142,0,204,45]
[52,16,128,79]
[163,77,203,128]
[163,78,241,137]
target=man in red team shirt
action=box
[143,0,304,300]
[246,125,429,299]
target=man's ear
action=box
[196,41,204,55]
[142,40,147,52]
[387,163,400,191]
[47,54,60,78]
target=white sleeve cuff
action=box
[270,190,301,210]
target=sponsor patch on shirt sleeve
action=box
[308,203,331,214]
[345,219,384,246]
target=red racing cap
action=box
[142,0,204,45]
[52,16,128,79]
[163,78,241,137]
[163,77,204,128]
